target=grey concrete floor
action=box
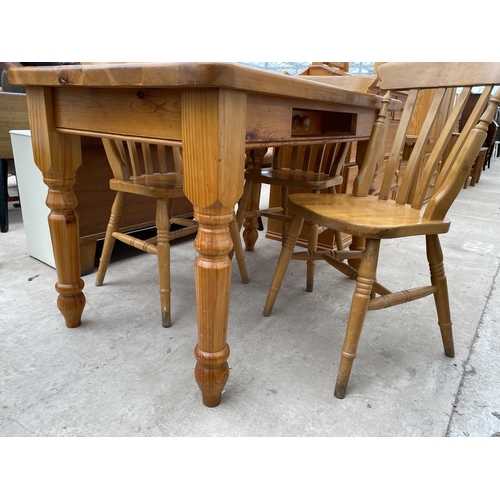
[1,159,500,438]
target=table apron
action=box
[50,87,377,146]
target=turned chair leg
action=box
[95,191,124,286]
[235,179,253,232]
[306,223,319,292]
[334,238,380,399]
[228,179,252,262]
[280,186,289,245]
[263,214,304,317]
[156,198,172,328]
[227,179,251,282]
[426,234,455,357]
[334,230,344,251]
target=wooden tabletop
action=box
[9,62,390,109]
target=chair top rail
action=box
[377,62,500,90]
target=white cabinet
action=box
[10,130,55,268]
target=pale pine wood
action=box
[264,62,500,399]
[10,62,398,407]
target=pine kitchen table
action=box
[8,63,397,407]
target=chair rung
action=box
[292,249,364,261]
[244,207,284,219]
[168,225,198,240]
[368,285,438,310]
[112,232,157,254]
[170,218,197,227]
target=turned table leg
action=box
[182,88,247,407]
[26,87,85,328]
[193,210,234,406]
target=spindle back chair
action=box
[262,62,500,398]
[96,139,248,327]
[236,141,348,291]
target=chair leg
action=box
[243,181,262,252]
[334,238,380,399]
[157,198,172,328]
[280,186,289,245]
[306,223,319,292]
[95,191,125,286]
[229,216,249,283]
[1,159,9,233]
[334,230,344,251]
[235,179,253,232]
[263,214,304,317]
[470,164,479,186]
[426,234,455,357]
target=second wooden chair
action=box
[96,139,248,327]
[235,142,348,291]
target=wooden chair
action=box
[484,120,498,169]
[96,139,248,327]
[235,142,348,291]
[464,146,487,188]
[463,120,498,187]
[263,62,500,398]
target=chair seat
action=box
[110,173,185,198]
[288,193,451,239]
[245,168,343,190]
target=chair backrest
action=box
[353,62,500,221]
[101,139,183,181]
[271,142,350,178]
